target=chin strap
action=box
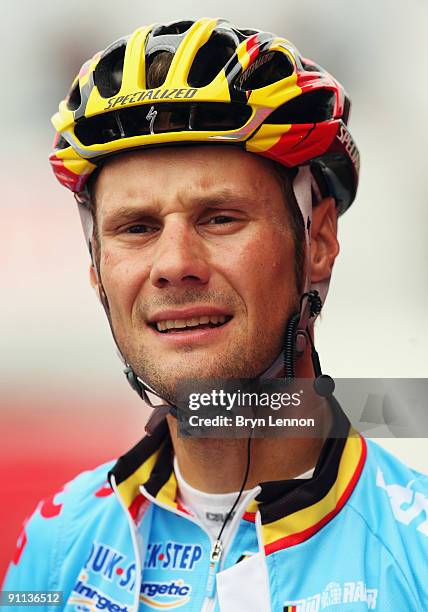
[124,365,177,433]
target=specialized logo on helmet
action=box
[105,88,197,110]
[283,580,378,611]
[235,51,276,89]
[376,467,428,535]
[337,124,360,172]
[146,106,158,135]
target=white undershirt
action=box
[174,456,314,540]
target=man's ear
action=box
[310,197,340,283]
[89,264,101,300]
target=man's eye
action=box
[126,225,157,234]
[207,215,236,225]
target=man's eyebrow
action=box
[101,206,157,227]
[190,190,255,208]
[101,191,256,226]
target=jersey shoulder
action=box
[355,438,428,519]
[348,438,428,602]
[2,458,117,592]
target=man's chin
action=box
[129,339,283,401]
[133,362,229,405]
[135,363,267,406]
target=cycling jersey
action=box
[3,399,428,611]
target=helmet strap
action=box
[280,167,334,395]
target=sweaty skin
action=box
[91,146,339,492]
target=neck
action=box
[167,347,332,493]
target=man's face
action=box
[93,146,299,402]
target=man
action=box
[3,18,427,611]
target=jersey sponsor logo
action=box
[376,467,428,535]
[144,541,203,571]
[85,542,126,582]
[140,579,191,608]
[84,542,137,592]
[104,88,197,110]
[68,573,130,611]
[283,580,378,611]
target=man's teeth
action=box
[156,315,227,332]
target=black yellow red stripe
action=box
[263,433,366,555]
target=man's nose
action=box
[149,221,210,288]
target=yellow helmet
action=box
[50,18,359,214]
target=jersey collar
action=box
[108,397,366,548]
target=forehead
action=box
[93,146,283,210]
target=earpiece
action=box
[283,289,335,397]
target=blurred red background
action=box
[0,392,149,582]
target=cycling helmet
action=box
[51,18,358,212]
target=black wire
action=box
[283,312,300,379]
[306,324,316,350]
[284,291,322,379]
[215,429,254,544]
[305,324,323,379]
[214,290,324,544]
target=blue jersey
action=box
[3,401,428,611]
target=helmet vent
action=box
[235,28,258,38]
[67,83,81,111]
[74,102,252,145]
[188,32,236,87]
[300,58,324,73]
[266,89,336,124]
[235,51,294,90]
[342,95,351,124]
[145,51,174,88]
[94,43,126,98]
[152,21,194,36]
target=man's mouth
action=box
[151,314,233,333]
